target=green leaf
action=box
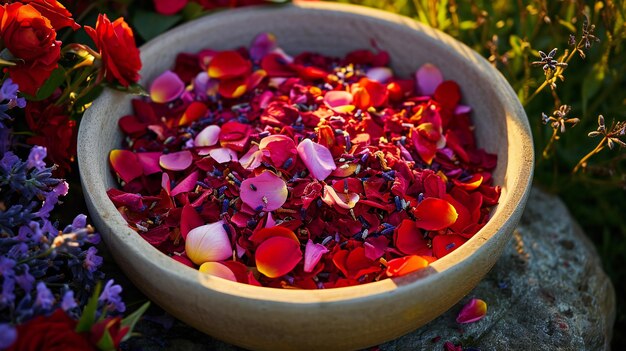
[582,63,606,114]
[120,301,150,342]
[181,2,205,21]
[133,10,182,42]
[557,19,576,33]
[95,328,116,351]
[33,67,66,101]
[76,282,102,333]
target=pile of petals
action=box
[107,33,500,289]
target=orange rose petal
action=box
[413,197,458,231]
[208,50,251,79]
[452,174,483,191]
[385,255,429,277]
[249,226,298,245]
[179,101,208,126]
[255,236,302,278]
[109,149,142,183]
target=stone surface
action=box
[117,188,615,351]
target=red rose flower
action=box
[21,0,80,30]
[25,101,77,175]
[85,14,141,87]
[7,309,96,351]
[0,3,61,95]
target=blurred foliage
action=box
[338,0,626,347]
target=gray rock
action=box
[120,188,615,351]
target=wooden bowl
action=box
[78,3,533,350]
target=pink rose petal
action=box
[150,70,185,103]
[199,262,237,282]
[259,134,297,168]
[456,298,487,324]
[455,104,472,115]
[239,145,263,170]
[297,138,336,181]
[136,152,162,175]
[109,149,142,183]
[194,125,221,148]
[323,90,355,113]
[185,220,233,265]
[250,32,277,62]
[171,171,199,197]
[364,236,389,261]
[416,63,443,96]
[366,67,393,83]
[304,239,329,273]
[240,171,288,212]
[209,147,238,164]
[161,172,171,195]
[321,185,359,209]
[160,150,193,171]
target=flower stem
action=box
[573,137,607,173]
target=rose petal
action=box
[259,134,297,168]
[250,32,277,62]
[239,145,263,170]
[366,67,393,83]
[172,254,195,268]
[432,234,467,258]
[452,174,483,191]
[416,63,443,96]
[136,152,161,175]
[297,139,336,181]
[255,236,302,278]
[240,171,288,211]
[364,236,389,261]
[249,226,298,245]
[394,219,431,256]
[179,101,208,126]
[413,198,458,231]
[153,0,187,15]
[323,90,355,113]
[161,172,171,195]
[180,204,203,240]
[304,239,329,273]
[434,80,461,109]
[185,221,232,264]
[209,148,238,164]
[107,189,144,211]
[150,70,185,103]
[110,149,142,183]
[194,125,221,147]
[385,255,429,277]
[321,185,359,209]
[456,298,487,324]
[160,150,193,171]
[218,76,248,99]
[171,171,199,197]
[199,262,237,282]
[208,51,251,79]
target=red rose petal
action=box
[394,219,431,256]
[180,204,203,240]
[255,236,302,278]
[159,150,193,171]
[249,226,298,245]
[456,298,487,324]
[432,234,467,258]
[218,76,248,99]
[434,80,461,109]
[261,52,296,77]
[171,171,199,197]
[413,197,458,231]
[208,51,251,79]
[110,149,142,183]
[385,255,429,277]
[136,152,162,175]
[259,134,297,168]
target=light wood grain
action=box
[77,3,534,350]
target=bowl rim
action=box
[78,1,534,304]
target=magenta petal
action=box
[304,239,329,273]
[194,125,221,147]
[171,171,199,196]
[321,185,359,209]
[136,152,162,175]
[160,150,192,171]
[150,70,185,103]
[297,139,336,181]
[366,67,393,83]
[323,90,355,113]
[250,32,277,62]
[209,148,238,164]
[161,172,171,195]
[364,236,389,261]
[240,171,288,211]
[455,105,472,115]
[456,298,487,324]
[416,63,443,96]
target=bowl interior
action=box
[80,2,532,303]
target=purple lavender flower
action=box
[99,280,126,313]
[0,278,16,309]
[0,78,25,127]
[26,146,47,171]
[83,246,103,273]
[34,282,54,311]
[61,290,77,311]
[13,264,35,292]
[0,323,17,349]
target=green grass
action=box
[336,0,626,347]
